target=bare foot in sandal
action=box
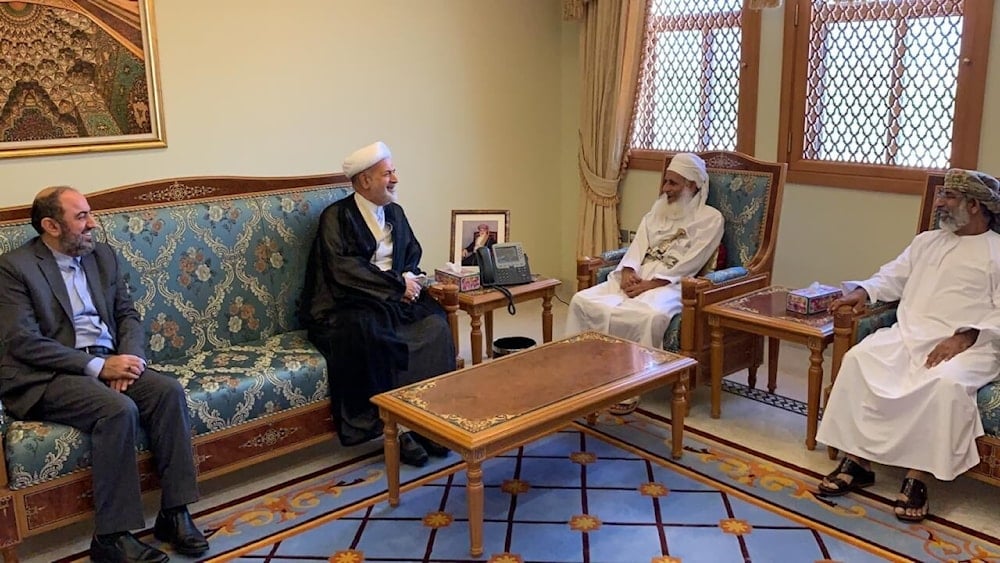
[818,456,875,497]
[894,471,929,522]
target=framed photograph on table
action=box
[450,210,510,267]
[0,0,165,159]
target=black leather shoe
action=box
[153,506,209,556]
[90,532,169,563]
[411,432,450,457]
[399,432,429,467]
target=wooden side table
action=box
[457,276,562,364]
[703,286,834,450]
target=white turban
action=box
[665,153,709,192]
[664,152,710,208]
[343,141,391,179]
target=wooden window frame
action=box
[628,5,761,172]
[776,0,993,194]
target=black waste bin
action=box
[492,336,537,358]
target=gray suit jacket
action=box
[0,238,145,419]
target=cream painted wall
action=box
[0,1,569,282]
[617,6,1000,289]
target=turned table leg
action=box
[466,459,484,556]
[806,338,825,450]
[710,316,723,419]
[382,416,401,506]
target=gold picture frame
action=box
[0,0,166,159]
[450,209,510,267]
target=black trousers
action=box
[31,370,199,534]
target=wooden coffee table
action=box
[703,286,834,450]
[457,276,562,364]
[371,331,696,557]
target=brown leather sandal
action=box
[817,457,875,497]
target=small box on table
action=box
[435,268,482,292]
[786,284,841,315]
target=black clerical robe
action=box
[300,196,455,445]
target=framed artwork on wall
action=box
[450,209,510,267]
[0,0,166,159]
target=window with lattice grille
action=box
[627,0,760,171]
[779,0,992,193]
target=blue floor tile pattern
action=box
[218,429,894,562]
[59,406,1000,562]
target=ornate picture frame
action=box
[450,209,510,267]
[0,0,165,159]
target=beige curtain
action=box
[575,0,647,257]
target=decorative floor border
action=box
[722,379,809,417]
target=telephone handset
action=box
[476,242,533,286]
[475,242,533,315]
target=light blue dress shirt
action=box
[52,251,117,377]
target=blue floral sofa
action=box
[829,173,1000,487]
[0,175,460,560]
[576,151,787,386]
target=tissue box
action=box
[435,267,481,292]
[786,284,841,315]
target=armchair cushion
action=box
[703,266,749,285]
[979,383,1000,437]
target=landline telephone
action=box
[476,242,533,286]
[475,242,533,315]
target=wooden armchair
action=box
[828,173,1000,487]
[576,151,787,385]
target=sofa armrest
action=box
[831,300,899,384]
[701,266,749,285]
[576,247,629,291]
[678,272,772,359]
[427,283,463,369]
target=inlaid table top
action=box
[707,285,834,336]
[374,331,694,448]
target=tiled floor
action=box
[21,290,1000,561]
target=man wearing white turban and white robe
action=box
[566,153,724,409]
[816,169,1000,523]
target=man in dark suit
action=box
[0,187,208,562]
[300,141,455,467]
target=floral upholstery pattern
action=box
[590,169,776,350]
[1,185,353,489]
[705,169,772,269]
[850,303,999,438]
[980,384,1000,436]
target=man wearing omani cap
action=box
[300,141,456,467]
[816,169,1000,523]
[566,153,723,350]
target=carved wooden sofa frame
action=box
[0,175,460,562]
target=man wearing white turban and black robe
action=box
[816,169,1000,523]
[300,141,455,467]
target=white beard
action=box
[938,205,970,233]
[650,191,695,223]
